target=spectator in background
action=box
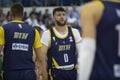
[67,10,81,32]
[45,18,54,29]
[43,9,50,24]
[72,4,79,20]
[37,11,42,22]
[38,20,47,31]
[44,14,55,28]
[25,11,39,27]
[0,7,6,25]
[65,7,70,18]
[37,12,47,31]
[23,11,28,21]
[37,14,47,31]
[71,4,82,30]
[31,5,37,13]
[2,11,11,25]
[67,10,78,27]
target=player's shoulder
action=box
[43,29,50,34]
[81,1,104,8]
[71,27,79,32]
[0,26,3,30]
[2,21,12,26]
[81,1,104,13]
[71,27,80,35]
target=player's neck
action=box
[12,17,23,21]
[55,25,68,34]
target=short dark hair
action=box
[10,3,23,18]
[53,7,66,16]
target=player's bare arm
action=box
[79,1,104,80]
[34,46,48,80]
[80,1,104,38]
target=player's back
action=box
[90,1,120,80]
[2,21,35,71]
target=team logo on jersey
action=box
[53,36,56,41]
[69,36,73,42]
[116,9,120,18]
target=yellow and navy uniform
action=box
[0,20,42,80]
[47,27,77,80]
[90,1,120,80]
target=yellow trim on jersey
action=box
[102,0,120,3]
[75,64,80,74]
[95,1,104,9]
[52,57,59,68]
[71,28,76,44]
[48,30,51,48]
[48,69,53,80]
[0,26,5,46]
[33,29,42,48]
[94,0,120,3]
[12,20,24,23]
[53,27,68,39]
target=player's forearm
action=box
[34,47,48,80]
[78,38,96,80]
[39,60,47,80]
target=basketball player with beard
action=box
[41,7,82,80]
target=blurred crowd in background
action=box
[0,0,91,7]
[0,0,92,32]
[0,4,84,32]
[0,0,93,33]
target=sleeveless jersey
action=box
[2,22,35,71]
[90,1,120,80]
[47,27,76,69]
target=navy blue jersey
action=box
[90,1,120,80]
[47,27,76,69]
[2,21,35,71]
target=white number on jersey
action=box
[116,24,120,57]
[64,54,69,62]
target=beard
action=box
[55,20,67,26]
